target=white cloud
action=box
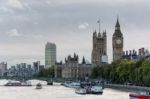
[7,0,23,9]
[78,23,89,30]
[8,29,21,37]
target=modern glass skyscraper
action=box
[45,42,56,68]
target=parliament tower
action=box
[112,17,124,61]
[92,29,107,65]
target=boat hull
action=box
[36,87,42,89]
[90,86,103,94]
[129,94,150,99]
[47,82,53,85]
[4,85,32,87]
[91,92,103,94]
[36,83,42,89]
[75,88,87,94]
[4,81,32,87]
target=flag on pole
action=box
[97,20,100,23]
[97,19,100,33]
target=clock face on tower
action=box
[116,39,122,44]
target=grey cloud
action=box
[0,0,150,65]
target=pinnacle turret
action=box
[113,17,122,37]
[115,16,120,28]
[82,56,86,64]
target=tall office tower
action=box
[0,62,7,77]
[45,42,56,68]
[33,61,40,73]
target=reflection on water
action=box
[0,79,130,99]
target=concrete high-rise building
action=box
[45,42,56,68]
[112,17,124,61]
[33,61,40,73]
[0,62,7,77]
[7,62,39,78]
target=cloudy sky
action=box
[0,0,150,66]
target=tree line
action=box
[38,66,54,78]
[92,59,150,86]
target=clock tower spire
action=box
[112,17,124,61]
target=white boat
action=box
[36,83,42,89]
[4,80,32,87]
[90,86,103,94]
[75,88,87,94]
[63,81,81,88]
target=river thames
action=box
[0,79,131,99]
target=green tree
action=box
[38,66,54,78]
[91,59,150,86]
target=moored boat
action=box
[4,81,32,86]
[47,80,53,85]
[70,82,80,88]
[90,85,103,94]
[47,79,53,85]
[63,81,80,88]
[63,81,72,87]
[129,92,150,99]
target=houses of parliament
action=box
[55,17,124,79]
[92,17,124,65]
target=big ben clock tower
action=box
[112,17,124,61]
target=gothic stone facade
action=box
[59,54,92,79]
[112,18,124,61]
[122,48,150,61]
[92,30,107,65]
[62,54,79,79]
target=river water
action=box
[0,79,131,99]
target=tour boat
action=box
[36,83,42,89]
[75,88,87,94]
[90,85,103,94]
[129,92,150,99]
[4,81,32,86]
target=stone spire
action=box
[113,16,122,37]
[82,56,86,64]
[115,16,120,28]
